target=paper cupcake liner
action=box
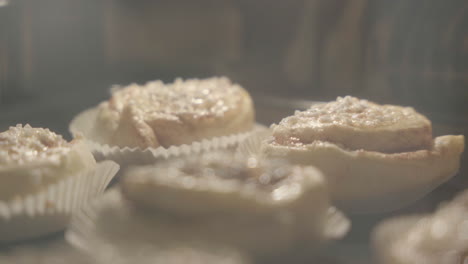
[66,188,349,263]
[237,130,457,214]
[66,189,253,264]
[235,128,272,159]
[0,160,120,243]
[69,107,266,168]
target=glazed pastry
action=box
[261,96,465,212]
[373,189,468,264]
[92,77,254,148]
[0,124,96,201]
[121,153,349,256]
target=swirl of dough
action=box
[94,77,255,148]
[271,96,432,153]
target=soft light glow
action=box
[0,0,9,8]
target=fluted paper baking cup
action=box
[0,160,119,243]
[66,188,349,262]
[237,130,461,214]
[235,128,272,159]
[69,107,266,167]
[66,189,253,264]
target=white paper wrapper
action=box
[235,128,272,160]
[0,161,120,243]
[66,189,349,263]
[236,130,459,214]
[69,107,266,167]
[66,189,253,264]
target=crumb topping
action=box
[284,96,421,129]
[105,77,246,120]
[271,96,432,152]
[0,124,70,165]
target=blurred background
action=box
[0,1,467,262]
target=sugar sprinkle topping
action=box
[284,96,419,129]
[107,77,246,119]
[0,124,70,165]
